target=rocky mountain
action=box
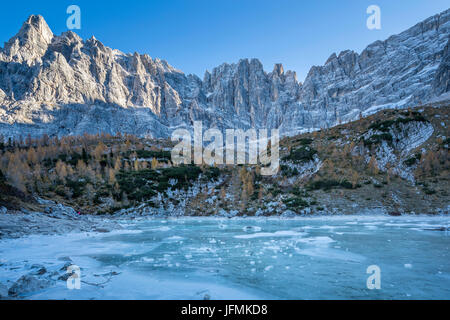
[0,9,449,139]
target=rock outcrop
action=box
[433,37,450,95]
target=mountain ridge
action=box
[0,9,449,139]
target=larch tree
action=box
[55,160,68,182]
[351,170,359,188]
[368,156,379,175]
[151,157,158,169]
[114,156,122,171]
[6,158,27,193]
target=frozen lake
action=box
[1,215,449,299]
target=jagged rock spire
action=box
[272,63,284,76]
[2,15,54,65]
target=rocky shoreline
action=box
[1,197,448,240]
[0,199,122,240]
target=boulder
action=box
[8,275,52,297]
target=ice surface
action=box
[0,215,449,299]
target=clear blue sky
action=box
[0,1,448,81]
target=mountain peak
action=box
[325,53,337,65]
[1,14,53,65]
[24,14,47,27]
[273,63,284,76]
[19,14,53,44]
